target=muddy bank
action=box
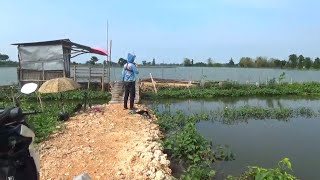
[40,104,172,180]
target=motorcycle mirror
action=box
[20,83,38,94]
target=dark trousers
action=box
[124,81,136,109]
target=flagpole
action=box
[106,20,109,87]
[107,20,111,84]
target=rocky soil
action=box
[40,104,172,180]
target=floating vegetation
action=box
[142,82,320,99]
[154,104,315,179]
[217,106,316,122]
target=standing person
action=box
[122,53,139,110]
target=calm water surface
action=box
[2,66,320,85]
[148,98,320,180]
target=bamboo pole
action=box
[150,73,157,94]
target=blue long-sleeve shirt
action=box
[122,63,139,82]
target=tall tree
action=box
[298,55,305,69]
[314,57,320,69]
[281,60,287,69]
[86,56,99,65]
[228,58,235,66]
[288,54,298,68]
[152,58,156,66]
[239,57,254,68]
[0,53,9,61]
[271,58,282,68]
[255,56,268,68]
[118,58,127,66]
[207,58,213,66]
[304,57,312,69]
[142,60,147,66]
[183,58,192,66]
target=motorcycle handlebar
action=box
[23,111,42,116]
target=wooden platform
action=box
[109,81,140,104]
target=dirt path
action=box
[40,104,172,180]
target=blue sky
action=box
[1,0,319,64]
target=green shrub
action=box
[229,158,297,180]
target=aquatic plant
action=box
[155,110,237,179]
[181,164,216,180]
[228,158,297,180]
[154,105,305,179]
[142,82,320,99]
[164,122,214,165]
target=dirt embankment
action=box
[40,104,172,180]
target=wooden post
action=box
[88,65,91,89]
[102,63,105,91]
[187,81,192,95]
[63,68,66,78]
[37,93,44,111]
[42,62,45,81]
[18,48,23,86]
[73,65,77,81]
[150,73,157,94]
[63,55,66,78]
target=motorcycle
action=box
[0,83,40,180]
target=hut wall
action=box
[20,69,64,86]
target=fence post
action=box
[73,65,77,81]
[88,65,91,89]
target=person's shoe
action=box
[123,107,128,110]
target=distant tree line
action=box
[0,53,18,67]
[71,56,117,66]
[183,57,235,67]
[70,54,320,70]
[182,54,320,69]
[118,57,181,67]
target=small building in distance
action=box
[12,39,108,86]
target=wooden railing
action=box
[71,65,108,90]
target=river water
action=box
[149,97,320,180]
[1,66,320,85]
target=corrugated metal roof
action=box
[12,39,72,46]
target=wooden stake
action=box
[150,73,157,94]
[37,93,44,111]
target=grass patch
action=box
[1,90,111,143]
